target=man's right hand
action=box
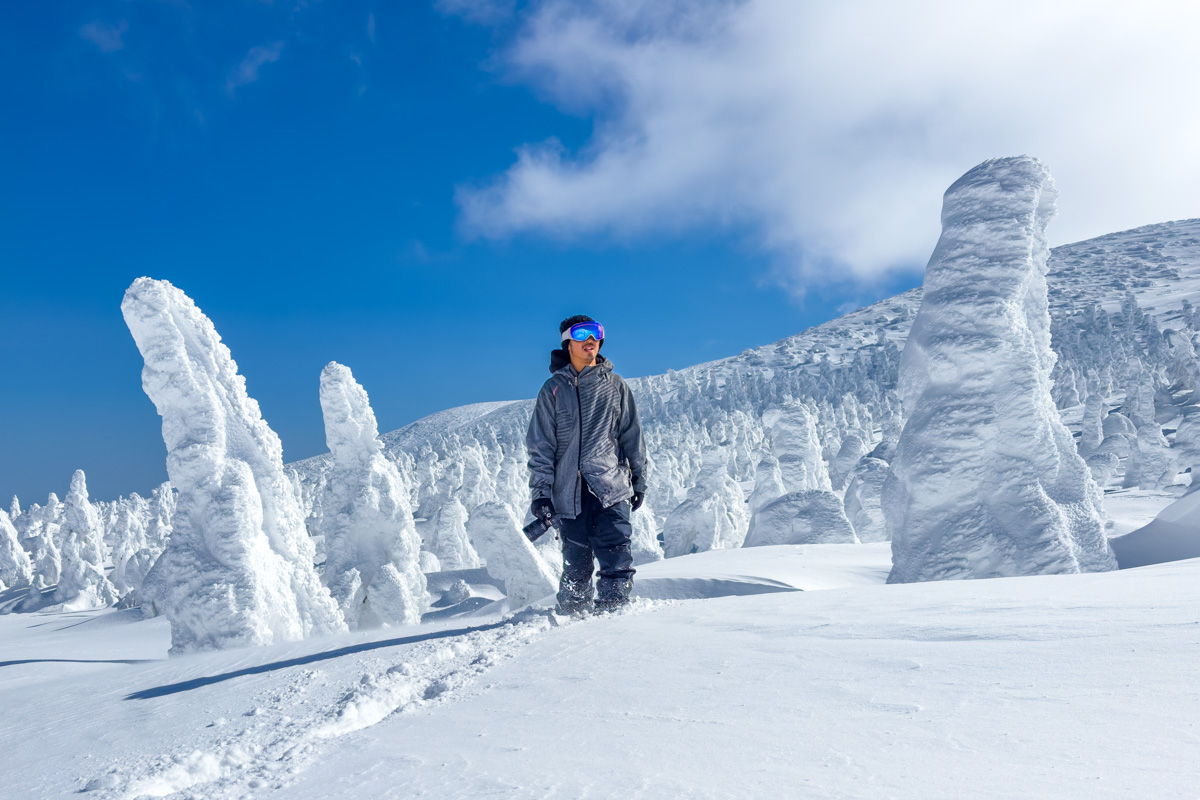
[530,498,554,521]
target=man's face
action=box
[568,334,599,364]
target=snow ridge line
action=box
[89,602,661,798]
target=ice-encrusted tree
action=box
[427,497,480,571]
[743,490,857,547]
[318,361,428,629]
[747,453,787,515]
[630,510,664,565]
[468,502,557,607]
[18,496,61,590]
[764,402,832,493]
[1124,425,1176,490]
[843,457,889,543]
[109,492,156,603]
[885,157,1116,583]
[122,277,345,652]
[0,509,33,590]
[53,470,118,609]
[662,450,748,557]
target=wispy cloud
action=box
[450,0,1200,291]
[367,13,376,44]
[79,20,129,53]
[226,41,285,95]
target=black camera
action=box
[522,512,556,543]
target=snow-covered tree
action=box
[843,457,889,543]
[122,277,345,653]
[53,470,118,609]
[885,157,1115,583]
[764,402,832,493]
[1124,425,1176,490]
[17,496,62,590]
[744,490,857,546]
[427,497,480,570]
[662,450,748,557]
[830,433,870,491]
[318,361,428,629]
[109,492,157,603]
[0,509,33,590]
[467,502,557,607]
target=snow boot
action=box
[594,575,632,612]
[556,573,594,615]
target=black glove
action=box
[630,490,645,512]
[530,498,554,521]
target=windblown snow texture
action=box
[318,362,428,629]
[885,157,1116,583]
[121,277,345,653]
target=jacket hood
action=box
[549,350,612,375]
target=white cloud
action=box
[80,20,128,53]
[453,0,1200,288]
[226,42,285,94]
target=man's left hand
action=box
[630,490,645,512]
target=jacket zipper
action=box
[575,373,583,515]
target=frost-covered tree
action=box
[765,402,832,493]
[427,497,480,570]
[109,492,156,603]
[0,509,33,590]
[468,502,557,607]
[843,457,889,543]
[19,496,62,590]
[1175,412,1200,488]
[1124,425,1176,490]
[830,433,870,491]
[318,362,428,629]
[747,453,787,515]
[885,157,1115,583]
[662,451,748,557]
[629,509,664,565]
[1078,394,1104,458]
[53,470,118,609]
[122,277,345,652]
[744,491,857,546]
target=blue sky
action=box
[3,1,1199,503]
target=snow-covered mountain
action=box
[6,217,1200,613]
[284,216,1200,571]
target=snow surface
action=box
[1,545,1197,799]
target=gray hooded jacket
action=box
[526,351,648,519]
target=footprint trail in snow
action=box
[88,602,660,798]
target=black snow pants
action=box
[556,483,635,613]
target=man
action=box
[526,315,648,613]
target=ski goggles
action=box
[561,321,605,343]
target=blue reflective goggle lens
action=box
[566,321,605,342]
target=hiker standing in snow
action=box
[526,315,648,613]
